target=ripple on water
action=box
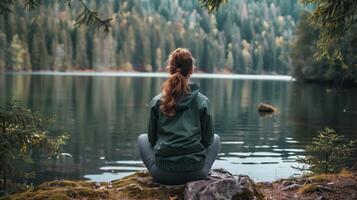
[221,141,245,145]
[273,148,305,152]
[228,152,282,157]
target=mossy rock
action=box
[2,170,265,200]
[1,180,109,200]
[1,172,184,200]
[111,171,184,199]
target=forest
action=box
[0,0,301,74]
[290,11,357,82]
[1,1,357,199]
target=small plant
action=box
[295,128,356,174]
[0,102,68,191]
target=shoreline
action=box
[1,71,293,81]
[1,170,356,200]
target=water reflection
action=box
[0,74,356,183]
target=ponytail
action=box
[160,48,194,116]
[160,71,190,116]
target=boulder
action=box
[257,103,277,113]
[1,169,265,200]
[185,168,265,200]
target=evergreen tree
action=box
[10,35,26,71]
[0,32,6,71]
[0,0,301,74]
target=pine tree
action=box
[296,128,356,174]
[9,35,26,71]
[28,21,48,70]
[0,0,301,74]
[0,32,6,71]
[0,102,68,190]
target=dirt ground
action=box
[260,170,357,200]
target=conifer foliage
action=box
[0,0,300,74]
[296,128,356,174]
[0,102,68,190]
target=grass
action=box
[338,169,354,178]
[309,174,330,182]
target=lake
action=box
[1,73,357,184]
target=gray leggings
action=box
[137,134,221,185]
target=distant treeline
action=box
[0,0,300,74]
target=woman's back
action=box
[138,48,220,185]
[148,83,213,172]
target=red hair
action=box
[160,48,194,116]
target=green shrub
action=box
[0,102,68,191]
[296,128,356,174]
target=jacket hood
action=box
[175,83,199,112]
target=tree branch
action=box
[199,0,228,12]
[0,0,113,32]
[75,0,113,33]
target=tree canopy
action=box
[201,0,357,66]
[0,0,300,73]
[291,11,357,82]
[301,0,357,65]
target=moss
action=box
[3,184,109,200]
[111,171,150,188]
[30,189,70,200]
[45,193,71,200]
[3,170,269,200]
[112,171,184,200]
[3,172,183,200]
[36,180,94,190]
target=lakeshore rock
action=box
[282,183,301,191]
[257,103,277,113]
[185,168,265,200]
[1,169,265,200]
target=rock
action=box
[257,103,277,114]
[341,180,356,189]
[185,168,265,200]
[315,196,327,200]
[281,180,295,187]
[257,181,273,189]
[326,182,334,186]
[282,183,301,191]
[2,169,265,200]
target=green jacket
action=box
[148,84,213,172]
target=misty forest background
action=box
[0,0,356,81]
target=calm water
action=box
[1,73,357,183]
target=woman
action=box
[138,48,220,185]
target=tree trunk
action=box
[325,152,329,174]
[3,169,6,190]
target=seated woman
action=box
[138,48,220,185]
